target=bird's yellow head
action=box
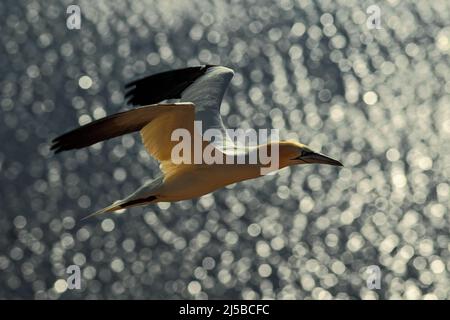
[277,141,343,168]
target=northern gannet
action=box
[51,65,342,218]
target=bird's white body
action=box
[153,164,262,202]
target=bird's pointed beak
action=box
[299,152,343,166]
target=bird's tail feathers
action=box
[81,201,124,221]
[81,195,158,221]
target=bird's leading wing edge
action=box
[50,103,195,154]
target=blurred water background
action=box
[0,0,449,299]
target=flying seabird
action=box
[51,65,343,219]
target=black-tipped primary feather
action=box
[51,108,149,153]
[124,65,215,106]
[51,104,186,153]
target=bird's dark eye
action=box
[301,150,313,157]
[292,150,310,160]
[291,149,314,161]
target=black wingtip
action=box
[50,142,63,154]
[124,65,217,106]
[50,132,76,154]
[50,135,63,154]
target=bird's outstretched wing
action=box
[125,66,235,149]
[124,65,216,106]
[180,66,234,133]
[51,103,196,157]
